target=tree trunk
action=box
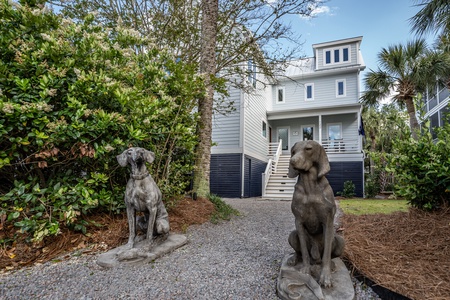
[193,0,218,198]
[404,97,420,140]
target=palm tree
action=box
[360,39,448,140]
[409,0,450,37]
[410,0,450,88]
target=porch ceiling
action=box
[267,103,360,120]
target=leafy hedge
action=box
[0,1,204,242]
[387,120,450,210]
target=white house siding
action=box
[271,73,359,111]
[243,86,270,161]
[211,86,242,152]
[315,43,359,70]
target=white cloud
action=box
[300,4,334,20]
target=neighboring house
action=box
[210,36,366,199]
[421,83,449,139]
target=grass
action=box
[339,199,409,215]
[208,194,240,223]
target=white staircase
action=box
[262,154,296,200]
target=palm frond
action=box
[410,0,450,37]
[360,69,394,107]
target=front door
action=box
[301,125,315,141]
[277,127,289,152]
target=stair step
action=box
[265,188,294,193]
[261,194,292,200]
[263,153,295,200]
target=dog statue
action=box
[117,147,170,249]
[287,140,344,288]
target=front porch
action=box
[267,107,363,155]
[262,138,364,200]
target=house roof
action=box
[283,58,315,77]
[312,36,363,49]
[276,36,366,81]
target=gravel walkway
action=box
[0,198,380,300]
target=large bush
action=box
[0,1,204,241]
[387,120,450,210]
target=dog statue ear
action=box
[288,164,299,178]
[144,150,155,164]
[317,146,330,178]
[117,150,129,167]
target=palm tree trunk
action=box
[193,0,218,198]
[404,97,420,140]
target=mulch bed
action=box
[2,197,450,300]
[0,197,215,270]
[342,207,450,300]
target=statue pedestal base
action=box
[96,233,187,268]
[277,254,354,300]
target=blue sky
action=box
[291,0,436,75]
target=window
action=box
[247,59,257,87]
[343,48,349,61]
[262,120,267,138]
[334,49,340,63]
[305,83,314,100]
[327,123,342,140]
[325,51,331,64]
[277,87,285,103]
[323,46,350,65]
[336,79,346,97]
[301,125,314,141]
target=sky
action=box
[290,0,436,75]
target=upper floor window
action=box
[277,87,285,103]
[343,48,349,61]
[336,79,346,97]
[305,83,314,101]
[324,46,350,65]
[247,59,257,88]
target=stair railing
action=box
[262,140,282,196]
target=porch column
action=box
[318,114,322,145]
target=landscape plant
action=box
[0,0,204,242]
[387,111,450,210]
[49,0,325,198]
[208,194,239,224]
[337,180,356,198]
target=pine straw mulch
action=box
[2,197,450,300]
[0,196,215,271]
[342,207,450,300]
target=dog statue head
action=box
[117,147,155,168]
[288,140,330,179]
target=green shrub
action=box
[337,180,356,198]
[364,173,380,198]
[0,1,205,242]
[208,194,240,224]
[387,121,450,210]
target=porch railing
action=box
[421,87,449,113]
[262,140,282,195]
[321,139,360,153]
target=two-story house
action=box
[210,36,366,199]
[421,83,449,139]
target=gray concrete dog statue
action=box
[117,147,170,250]
[276,141,353,300]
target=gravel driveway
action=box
[0,198,379,300]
